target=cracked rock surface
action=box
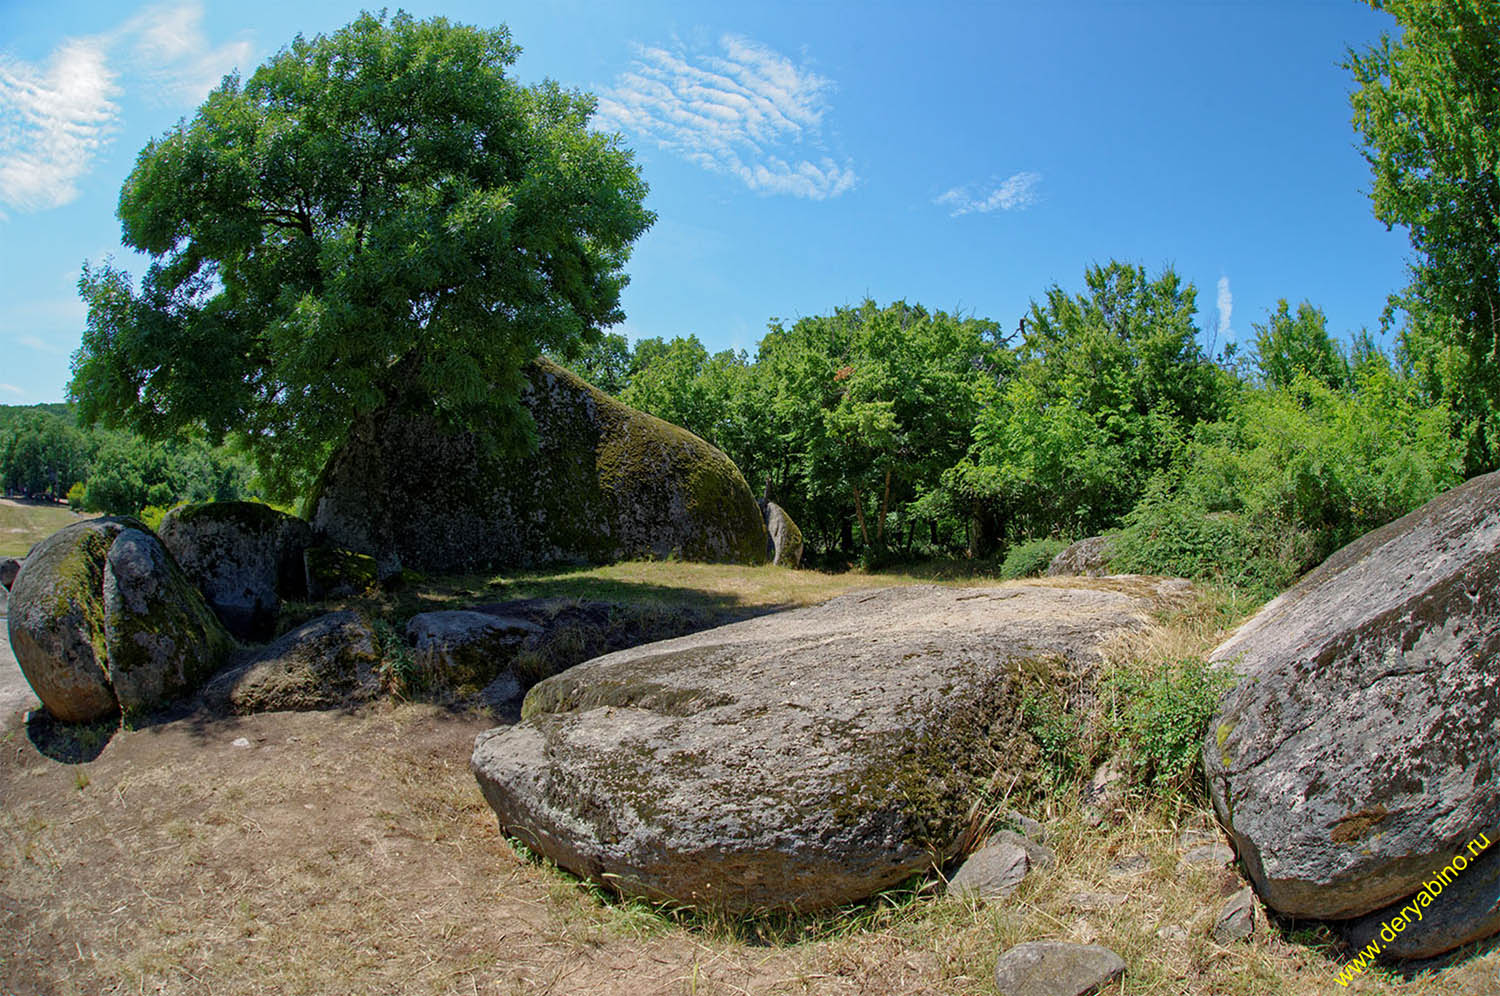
[1205,469,1500,937]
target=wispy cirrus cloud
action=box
[0,1,251,217]
[593,34,857,200]
[1216,274,1234,339]
[0,383,23,396]
[935,171,1043,216]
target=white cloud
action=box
[594,34,857,200]
[935,171,1042,216]
[18,334,66,354]
[0,383,23,396]
[0,1,251,217]
[1217,274,1233,338]
[0,40,120,215]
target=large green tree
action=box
[1346,0,1500,473]
[73,11,653,499]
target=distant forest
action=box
[0,403,260,523]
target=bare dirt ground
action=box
[0,697,956,996]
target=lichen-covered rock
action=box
[202,611,380,713]
[992,942,1126,996]
[760,500,803,567]
[1342,838,1500,959]
[1203,469,1500,935]
[303,546,379,600]
[309,358,768,572]
[104,528,235,718]
[1046,535,1115,577]
[473,581,1162,912]
[158,501,312,640]
[406,610,542,692]
[6,518,232,723]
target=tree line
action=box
[557,261,1461,593]
[0,405,257,518]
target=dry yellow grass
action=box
[2,564,1495,994]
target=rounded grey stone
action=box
[993,941,1126,996]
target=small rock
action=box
[949,837,1032,901]
[993,941,1126,996]
[1178,843,1234,874]
[984,829,1056,867]
[999,810,1047,843]
[1178,828,1217,849]
[1213,886,1256,942]
[1156,924,1189,942]
[1107,853,1149,878]
[231,737,251,748]
[1067,892,1129,912]
[0,556,22,591]
[202,611,381,713]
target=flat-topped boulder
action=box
[1204,469,1500,947]
[310,358,768,572]
[473,579,1175,912]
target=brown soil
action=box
[0,703,952,996]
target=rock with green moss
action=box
[202,611,380,713]
[309,358,768,572]
[303,546,379,600]
[472,581,1164,912]
[6,518,233,723]
[406,610,542,694]
[760,500,803,567]
[158,501,313,641]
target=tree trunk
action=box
[877,467,892,542]
[852,485,870,547]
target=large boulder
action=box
[473,580,1167,912]
[202,611,381,713]
[7,518,233,723]
[158,501,313,640]
[1203,469,1500,945]
[309,358,768,573]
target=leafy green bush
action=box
[1000,537,1068,579]
[1101,657,1234,795]
[1020,691,1086,791]
[1110,488,1300,598]
[66,482,87,510]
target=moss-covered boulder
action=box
[309,358,768,572]
[158,501,313,640]
[6,518,233,723]
[472,581,1169,912]
[760,500,803,567]
[202,611,380,713]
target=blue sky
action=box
[1,0,1408,404]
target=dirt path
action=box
[0,610,40,728]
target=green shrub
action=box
[66,482,88,510]
[137,505,172,532]
[1000,537,1068,579]
[1110,488,1299,598]
[1020,691,1086,790]
[1101,657,1234,795]
[372,619,420,697]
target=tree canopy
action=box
[72,11,654,499]
[1346,0,1500,472]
